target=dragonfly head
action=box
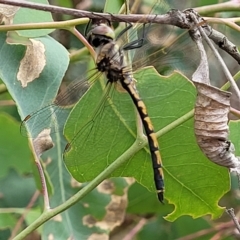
[87,22,115,48]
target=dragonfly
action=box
[21,2,202,203]
[84,19,165,202]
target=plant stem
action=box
[194,2,240,15]
[12,137,143,240]
[221,71,240,91]
[0,18,89,31]
[191,12,240,101]
[13,107,195,240]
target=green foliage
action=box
[65,67,229,221]
[0,113,31,178]
[0,0,240,239]
[14,0,54,37]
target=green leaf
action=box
[0,32,69,121]
[13,0,54,37]
[229,120,240,156]
[64,67,229,221]
[137,214,212,240]
[104,0,124,13]
[127,182,173,214]
[0,169,36,208]
[0,113,31,178]
[42,136,130,239]
[0,26,128,238]
[0,214,17,230]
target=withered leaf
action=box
[190,21,240,170]
[0,4,19,24]
[33,128,54,156]
[17,39,46,87]
[82,180,129,232]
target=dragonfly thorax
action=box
[96,41,129,83]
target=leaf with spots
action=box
[64,67,229,221]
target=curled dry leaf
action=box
[33,128,54,156]
[83,179,129,232]
[83,195,128,231]
[0,4,19,24]
[189,11,240,171]
[17,39,46,88]
[194,82,240,170]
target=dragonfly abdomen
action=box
[121,76,164,203]
[88,20,165,203]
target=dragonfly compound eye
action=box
[86,24,115,48]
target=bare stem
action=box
[30,139,50,211]
[0,0,175,24]
[9,191,40,240]
[0,18,89,31]
[205,17,240,32]
[226,208,240,233]
[0,100,15,106]
[123,218,147,240]
[194,2,240,15]
[177,221,236,240]
[0,0,240,18]
[191,12,240,101]
[221,71,240,91]
[230,107,240,118]
[68,27,95,59]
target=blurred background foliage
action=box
[0,0,240,239]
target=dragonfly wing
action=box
[131,24,201,78]
[20,76,96,139]
[63,77,138,181]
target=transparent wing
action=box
[132,24,201,78]
[117,0,240,84]
[20,70,101,139]
[63,76,140,181]
[113,1,201,79]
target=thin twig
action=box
[2,0,240,17]
[226,208,240,234]
[1,0,240,66]
[210,230,228,240]
[9,191,40,240]
[123,218,147,240]
[203,24,240,64]
[204,17,240,32]
[230,107,240,118]
[177,221,235,240]
[69,27,95,59]
[34,156,50,211]
[194,2,240,15]
[12,108,196,240]
[30,138,51,211]
[0,0,178,24]
[221,71,240,91]
[0,100,15,106]
[190,11,240,101]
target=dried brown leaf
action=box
[97,179,115,194]
[33,128,54,156]
[0,4,19,24]
[189,15,240,170]
[82,180,129,232]
[17,39,46,87]
[194,82,240,169]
